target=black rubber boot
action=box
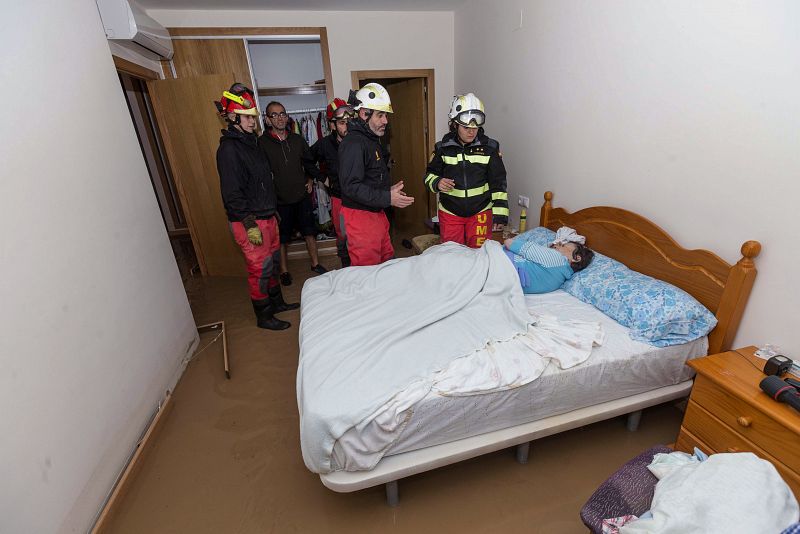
[337,241,351,268]
[252,299,290,330]
[268,287,299,314]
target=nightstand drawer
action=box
[675,426,713,456]
[692,375,800,472]
[683,399,800,498]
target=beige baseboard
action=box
[90,392,175,533]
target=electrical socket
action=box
[518,195,530,208]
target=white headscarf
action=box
[551,226,585,246]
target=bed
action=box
[300,191,761,505]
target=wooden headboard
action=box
[539,191,760,354]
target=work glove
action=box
[242,215,263,246]
[247,226,263,246]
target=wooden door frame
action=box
[351,69,437,218]
[167,27,334,101]
[351,69,436,155]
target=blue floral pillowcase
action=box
[519,227,717,346]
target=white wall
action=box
[0,1,198,532]
[149,8,455,140]
[455,0,800,354]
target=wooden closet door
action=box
[147,73,246,276]
[384,78,430,238]
[171,39,254,88]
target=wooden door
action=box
[171,39,254,87]
[147,73,246,276]
[384,78,430,238]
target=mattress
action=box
[331,290,706,470]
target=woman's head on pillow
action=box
[551,241,595,272]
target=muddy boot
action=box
[252,299,290,330]
[268,287,299,314]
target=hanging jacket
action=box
[339,119,391,212]
[311,132,342,198]
[216,125,277,225]
[260,130,321,205]
[424,130,509,224]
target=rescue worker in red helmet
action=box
[214,82,298,330]
[338,83,414,266]
[424,93,508,248]
[311,98,354,267]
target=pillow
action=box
[562,255,717,347]
[517,227,717,346]
[512,226,557,247]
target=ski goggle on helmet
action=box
[449,93,485,128]
[327,98,355,121]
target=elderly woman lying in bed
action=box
[503,226,595,294]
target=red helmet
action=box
[326,97,354,121]
[215,83,258,117]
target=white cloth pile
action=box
[620,451,799,533]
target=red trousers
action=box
[331,196,344,241]
[231,218,280,300]
[341,207,393,266]
[438,209,492,248]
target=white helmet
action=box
[449,93,485,127]
[354,82,393,113]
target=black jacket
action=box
[424,131,509,224]
[216,125,276,225]
[311,132,342,198]
[260,130,321,205]
[339,119,391,212]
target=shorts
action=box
[277,195,317,244]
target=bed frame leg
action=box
[385,480,399,507]
[515,442,530,464]
[626,410,642,432]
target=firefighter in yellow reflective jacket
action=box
[424,93,508,248]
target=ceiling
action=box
[139,0,466,10]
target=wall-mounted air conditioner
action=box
[96,0,174,60]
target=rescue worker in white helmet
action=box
[214,82,298,330]
[311,98,355,267]
[424,93,508,247]
[338,82,414,266]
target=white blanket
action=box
[297,241,603,473]
[621,452,799,534]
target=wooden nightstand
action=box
[675,346,800,499]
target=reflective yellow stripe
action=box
[442,188,466,198]
[491,191,508,201]
[439,153,491,165]
[492,207,510,216]
[466,184,489,196]
[441,183,489,198]
[425,173,438,186]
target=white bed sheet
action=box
[331,290,706,470]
